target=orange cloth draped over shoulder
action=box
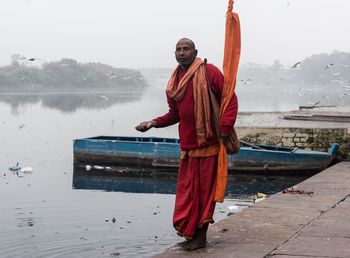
[214,0,241,202]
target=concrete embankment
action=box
[154,162,350,258]
[236,108,350,159]
[237,127,350,159]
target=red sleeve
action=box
[153,93,179,127]
[206,64,238,134]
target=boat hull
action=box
[73,136,338,174]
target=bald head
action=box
[175,38,197,71]
[176,38,196,49]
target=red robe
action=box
[154,63,238,239]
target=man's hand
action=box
[135,120,157,132]
[220,132,230,145]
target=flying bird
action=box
[291,61,301,69]
[324,63,334,70]
[338,93,348,99]
[331,79,344,84]
[99,95,109,101]
[312,101,320,106]
[107,71,118,79]
[239,79,252,85]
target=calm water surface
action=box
[1,70,345,257]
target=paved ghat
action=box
[153,162,350,258]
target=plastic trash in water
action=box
[20,167,33,174]
[227,205,240,212]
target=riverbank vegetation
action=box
[0,56,147,92]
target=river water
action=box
[1,69,347,257]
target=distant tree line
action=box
[0,56,147,92]
[238,51,350,87]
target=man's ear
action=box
[194,49,198,56]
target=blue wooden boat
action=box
[73,136,339,174]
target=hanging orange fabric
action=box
[214,0,241,202]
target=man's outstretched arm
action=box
[135,93,179,133]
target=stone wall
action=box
[236,127,350,160]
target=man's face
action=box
[175,40,197,69]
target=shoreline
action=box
[153,162,350,257]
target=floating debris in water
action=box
[112,217,116,223]
[93,165,104,170]
[85,165,92,171]
[9,162,21,172]
[283,187,314,195]
[105,218,109,222]
[20,167,33,174]
[227,205,240,212]
[110,249,120,256]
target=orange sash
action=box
[181,144,219,160]
[166,57,213,146]
[214,0,241,202]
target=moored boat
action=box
[73,136,339,174]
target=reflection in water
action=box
[73,166,310,196]
[0,92,145,114]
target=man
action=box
[135,38,238,250]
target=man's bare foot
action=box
[183,224,208,251]
[183,238,206,250]
[177,239,192,247]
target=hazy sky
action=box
[0,0,349,68]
